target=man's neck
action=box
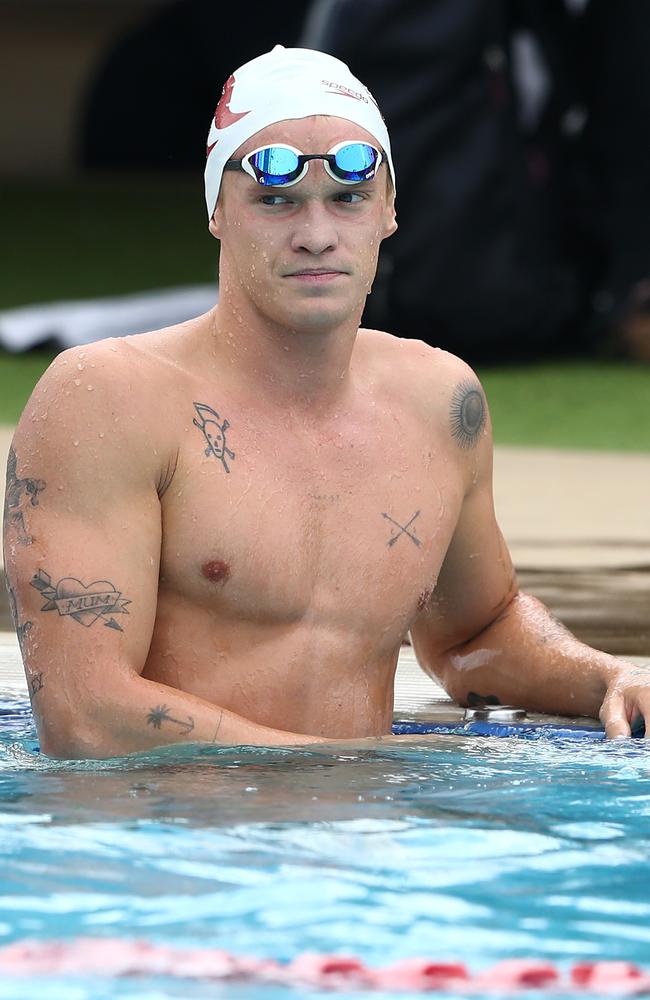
[205,298,362,413]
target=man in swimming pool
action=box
[4,46,649,758]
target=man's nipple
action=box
[201,559,231,584]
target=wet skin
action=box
[4,117,648,757]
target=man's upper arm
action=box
[409,358,517,673]
[3,346,163,752]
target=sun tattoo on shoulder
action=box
[449,380,486,450]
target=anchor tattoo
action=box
[192,402,235,473]
[382,510,422,548]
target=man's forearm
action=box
[436,592,621,719]
[40,671,327,759]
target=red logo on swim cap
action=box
[215,74,251,129]
[206,74,251,157]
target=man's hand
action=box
[599,663,650,739]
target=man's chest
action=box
[158,400,464,635]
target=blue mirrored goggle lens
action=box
[249,148,301,185]
[246,143,380,185]
[330,143,378,180]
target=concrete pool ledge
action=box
[493,446,650,570]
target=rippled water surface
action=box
[1,697,650,999]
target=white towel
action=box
[0,285,218,352]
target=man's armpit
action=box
[30,568,132,632]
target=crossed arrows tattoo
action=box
[382,510,422,548]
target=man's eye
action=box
[335,191,364,204]
[260,194,290,206]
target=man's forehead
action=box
[232,115,380,158]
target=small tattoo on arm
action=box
[449,380,486,449]
[4,447,46,545]
[382,510,422,547]
[28,672,44,701]
[147,705,195,736]
[193,402,235,473]
[6,579,33,655]
[30,569,131,630]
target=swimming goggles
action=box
[224,141,384,187]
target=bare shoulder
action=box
[357,328,488,435]
[12,329,185,488]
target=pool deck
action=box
[2,423,649,702]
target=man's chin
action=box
[280,294,364,333]
[285,306,357,333]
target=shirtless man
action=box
[3,46,649,758]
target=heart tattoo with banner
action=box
[31,569,131,631]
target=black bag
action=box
[303,0,584,363]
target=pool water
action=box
[1,695,650,999]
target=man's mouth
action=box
[284,268,347,279]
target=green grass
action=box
[1,175,217,307]
[478,361,650,452]
[1,176,648,451]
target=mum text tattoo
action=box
[30,569,131,631]
[146,705,195,736]
[192,402,235,473]
[4,447,46,545]
[382,510,422,548]
[449,380,486,449]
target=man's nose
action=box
[290,201,339,255]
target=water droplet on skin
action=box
[77,363,84,371]
[98,432,105,439]
[87,385,94,392]
[72,440,79,447]
[73,379,81,387]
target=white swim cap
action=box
[204,44,395,218]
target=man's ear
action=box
[383,188,398,239]
[208,204,222,240]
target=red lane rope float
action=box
[1,940,650,993]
